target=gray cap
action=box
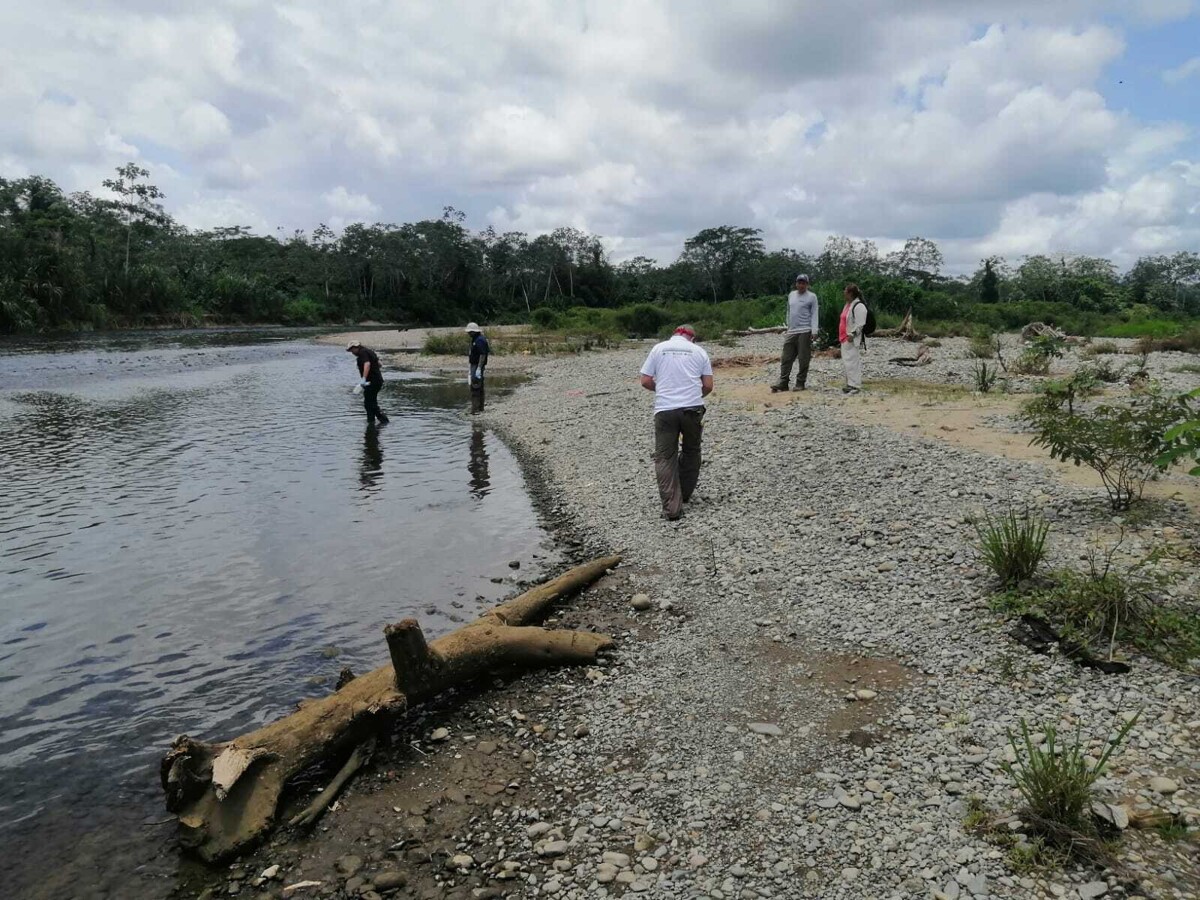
[795,273,810,283]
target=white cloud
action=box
[1164,56,1200,83]
[322,186,380,219]
[0,0,1197,273]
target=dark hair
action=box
[844,283,863,300]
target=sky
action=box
[1,0,1198,273]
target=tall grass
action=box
[1003,714,1139,860]
[975,509,1049,587]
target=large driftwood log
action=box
[161,555,621,862]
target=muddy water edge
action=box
[0,328,563,899]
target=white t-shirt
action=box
[640,335,713,413]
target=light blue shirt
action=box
[786,289,818,335]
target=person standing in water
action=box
[771,274,819,392]
[346,340,389,425]
[466,323,490,391]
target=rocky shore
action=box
[208,334,1198,900]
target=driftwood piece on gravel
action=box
[889,345,933,367]
[733,325,786,336]
[874,308,924,342]
[160,554,621,862]
[1011,613,1131,674]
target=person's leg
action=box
[795,333,812,388]
[653,409,684,519]
[776,334,798,389]
[842,339,862,390]
[678,406,705,502]
[364,384,387,423]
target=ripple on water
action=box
[0,335,556,899]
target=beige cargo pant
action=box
[653,406,705,520]
[841,337,863,389]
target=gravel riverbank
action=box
[216,335,1198,900]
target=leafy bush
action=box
[968,331,995,359]
[530,307,560,329]
[1082,340,1120,356]
[422,332,465,355]
[1135,328,1200,353]
[280,295,325,325]
[1010,351,1051,376]
[1003,714,1139,857]
[1023,390,1189,510]
[975,509,1049,587]
[1082,360,1123,383]
[1159,388,1200,476]
[973,360,1000,393]
[615,303,672,337]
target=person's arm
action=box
[640,350,658,390]
[701,374,714,397]
[851,302,867,337]
[809,295,819,336]
[361,360,371,381]
[640,374,656,391]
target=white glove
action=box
[352,383,364,395]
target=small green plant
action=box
[1003,713,1140,859]
[992,544,1200,669]
[973,360,1000,393]
[1084,359,1123,383]
[968,327,995,359]
[422,332,465,355]
[963,796,992,832]
[1022,390,1189,510]
[1010,351,1051,376]
[1030,332,1068,360]
[1158,388,1200,476]
[975,509,1049,587]
[1006,837,1063,874]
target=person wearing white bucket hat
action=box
[346,340,389,425]
[465,323,490,390]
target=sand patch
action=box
[711,367,1200,508]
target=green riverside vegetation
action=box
[4,166,1200,335]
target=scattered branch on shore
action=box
[160,555,621,862]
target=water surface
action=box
[0,329,555,898]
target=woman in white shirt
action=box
[839,284,868,394]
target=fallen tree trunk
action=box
[160,555,621,862]
[734,325,786,336]
[874,308,923,341]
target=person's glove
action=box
[359,379,370,387]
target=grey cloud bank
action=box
[2,0,1198,271]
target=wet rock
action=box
[335,855,363,876]
[373,871,407,893]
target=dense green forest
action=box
[2,164,1199,336]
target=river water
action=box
[0,329,557,899]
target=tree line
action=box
[2,165,1198,335]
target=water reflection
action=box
[468,427,490,499]
[0,337,556,900]
[360,424,384,491]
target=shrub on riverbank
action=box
[1022,390,1190,510]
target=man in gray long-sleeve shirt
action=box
[772,274,819,392]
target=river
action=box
[0,328,557,899]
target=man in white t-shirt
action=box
[639,324,714,520]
